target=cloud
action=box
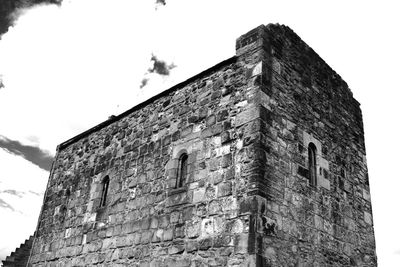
[0,0,62,37]
[154,0,166,10]
[155,0,166,6]
[0,198,15,212]
[0,149,47,261]
[0,1,160,152]
[138,54,176,89]
[149,54,176,76]
[1,189,25,198]
[140,78,149,89]
[28,190,40,196]
[0,135,53,171]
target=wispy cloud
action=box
[0,198,15,212]
[0,135,53,171]
[28,190,41,196]
[1,190,25,198]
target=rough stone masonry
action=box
[27,24,376,266]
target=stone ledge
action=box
[167,186,187,196]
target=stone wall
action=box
[237,25,376,266]
[28,45,267,265]
[28,24,376,266]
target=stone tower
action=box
[28,24,376,266]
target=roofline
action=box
[58,56,238,151]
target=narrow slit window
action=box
[176,153,188,188]
[100,176,110,207]
[308,143,317,187]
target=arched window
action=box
[308,143,317,187]
[100,176,110,207]
[176,153,188,188]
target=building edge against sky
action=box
[23,24,376,266]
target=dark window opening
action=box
[100,176,110,207]
[308,143,317,187]
[176,153,188,188]
[60,205,67,223]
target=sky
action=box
[0,0,399,265]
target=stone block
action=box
[221,153,232,168]
[217,182,232,197]
[208,200,222,215]
[167,191,190,207]
[170,211,180,224]
[201,127,213,138]
[186,240,198,252]
[139,261,151,267]
[364,211,373,225]
[206,115,216,127]
[152,229,163,243]
[193,187,206,203]
[221,131,231,144]
[162,135,171,146]
[163,228,174,241]
[140,231,152,244]
[159,215,170,228]
[181,125,193,138]
[168,243,185,255]
[319,177,330,190]
[133,233,141,245]
[363,189,371,201]
[212,123,224,136]
[122,222,132,234]
[211,171,223,184]
[198,106,208,119]
[226,219,244,234]
[175,223,186,238]
[217,109,229,122]
[201,218,214,237]
[186,220,201,239]
[116,236,128,248]
[150,217,159,229]
[214,234,232,248]
[234,233,249,254]
[141,218,151,230]
[235,106,258,127]
[199,238,212,250]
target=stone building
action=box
[27,24,376,266]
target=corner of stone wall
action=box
[235,25,276,265]
[248,24,377,266]
[27,146,61,266]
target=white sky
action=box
[0,0,399,265]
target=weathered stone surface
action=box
[28,24,375,267]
